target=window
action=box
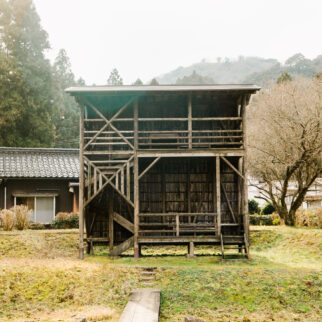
[14,194,56,224]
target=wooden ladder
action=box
[220,233,249,259]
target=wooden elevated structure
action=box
[66,85,260,259]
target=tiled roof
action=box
[0,147,79,179]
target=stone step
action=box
[141,275,155,281]
[142,282,155,286]
[140,266,157,271]
[141,271,156,276]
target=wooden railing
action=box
[138,213,218,237]
[84,117,243,150]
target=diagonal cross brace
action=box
[138,157,161,180]
[84,155,134,207]
[81,97,135,150]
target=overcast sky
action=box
[34,0,322,85]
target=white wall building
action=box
[248,177,322,210]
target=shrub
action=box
[29,222,46,230]
[249,214,273,225]
[271,212,283,225]
[52,212,79,229]
[0,209,15,231]
[55,212,71,220]
[13,205,32,230]
[249,199,260,214]
[262,203,275,215]
[295,208,322,228]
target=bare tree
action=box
[247,78,322,225]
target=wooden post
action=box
[216,156,221,236]
[241,95,249,242]
[212,158,216,226]
[187,159,191,224]
[121,168,124,194]
[94,168,97,194]
[126,162,130,199]
[188,241,194,258]
[161,161,166,224]
[87,164,91,200]
[109,187,114,252]
[176,214,179,236]
[79,105,85,259]
[133,100,140,258]
[99,173,102,189]
[238,157,243,230]
[188,94,192,149]
[116,172,119,190]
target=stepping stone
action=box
[142,282,155,286]
[119,288,160,322]
[141,275,154,281]
[141,271,156,275]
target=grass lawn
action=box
[0,226,321,321]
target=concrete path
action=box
[119,288,160,322]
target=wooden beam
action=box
[138,157,161,180]
[241,95,249,243]
[79,106,85,260]
[176,215,180,236]
[139,213,217,217]
[212,158,216,225]
[221,182,237,223]
[121,168,124,194]
[137,150,245,158]
[133,100,139,258]
[113,212,134,233]
[216,156,221,236]
[115,172,119,190]
[87,164,91,201]
[108,188,114,252]
[162,161,166,224]
[188,94,192,149]
[238,157,243,228]
[187,159,191,224]
[93,168,97,194]
[126,162,130,199]
[188,241,195,258]
[110,236,134,257]
[220,156,244,180]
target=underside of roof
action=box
[0,147,79,179]
[66,84,260,96]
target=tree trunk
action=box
[285,209,296,226]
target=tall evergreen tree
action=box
[277,72,292,84]
[150,78,159,85]
[132,78,143,85]
[52,49,80,148]
[0,0,56,147]
[107,68,123,85]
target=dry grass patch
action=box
[0,229,78,259]
[251,226,322,269]
[0,258,140,321]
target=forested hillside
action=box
[157,56,278,84]
[157,54,322,86]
